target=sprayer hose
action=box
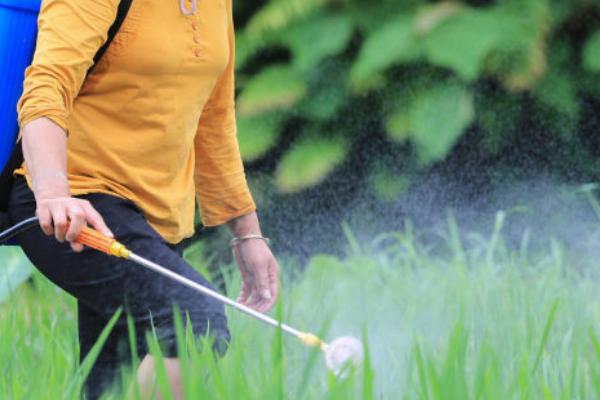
[0,216,39,244]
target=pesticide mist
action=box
[258,173,600,398]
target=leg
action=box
[137,356,183,400]
[8,178,230,399]
[78,301,191,400]
[78,302,140,399]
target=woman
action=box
[8,0,280,398]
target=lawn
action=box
[2,212,600,399]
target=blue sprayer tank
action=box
[0,0,41,171]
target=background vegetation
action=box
[194,0,600,262]
[233,0,600,192]
[5,214,600,399]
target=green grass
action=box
[2,212,600,399]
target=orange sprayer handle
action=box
[76,227,130,258]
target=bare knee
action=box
[136,355,183,400]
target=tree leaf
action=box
[371,167,412,202]
[534,69,579,138]
[532,37,579,138]
[386,108,412,142]
[275,135,349,193]
[299,60,349,121]
[282,14,354,72]
[235,32,265,70]
[583,30,600,72]
[237,113,284,162]
[350,12,422,90]
[536,70,578,119]
[246,0,330,37]
[411,82,474,164]
[300,82,347,121]
[476,89,522,155]
[237,64,308,117]
[423,9,502,80]
[350,1,418,34]
[486,1,550,91]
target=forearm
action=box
[21,117,70,200]
[227,211,262,237]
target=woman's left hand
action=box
[232,239,279,313]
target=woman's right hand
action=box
[22,118,113,252]
[34,175,113,252]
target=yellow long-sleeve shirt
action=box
[17,0,256,243]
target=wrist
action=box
[228,211,261,237]
[32,172,70,201]
[230,234,270,247]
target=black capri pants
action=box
[8,177,230,399]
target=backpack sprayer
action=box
[0,217,364,375]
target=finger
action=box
[232,245,253,304]
[233,245,251,277]
[269,257,279,295]
[82,202,113,237]
[236,282,252,305]
[51,205,68,242]
[65,204,85,242]
[253,255,280,313]
[248,284,269,311]
[70,242,84,252]
[246,280,265,310]
[252,301,267,313]
[252,284,272,312]
[255,293,274,313]
[244,284,262,310]
[36,205,54,236]
[254,259,273,303]
[236,276,253,305]
[254,296,271,313]
[263,259,280,312]
[247,291,263,311]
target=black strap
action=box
[0,0,133,211]
[91,0,133,73]
[0,143,25,209]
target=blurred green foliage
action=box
[232,0,600,196]
[0,247,34,303]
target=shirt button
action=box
[193,35,200,44]
[192,21,199,30]
[194,48,201,57]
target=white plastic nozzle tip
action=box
[324,336,364,377]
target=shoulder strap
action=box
[0,141,26,209]
[0,0,133,211]
[89,0,133,74]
